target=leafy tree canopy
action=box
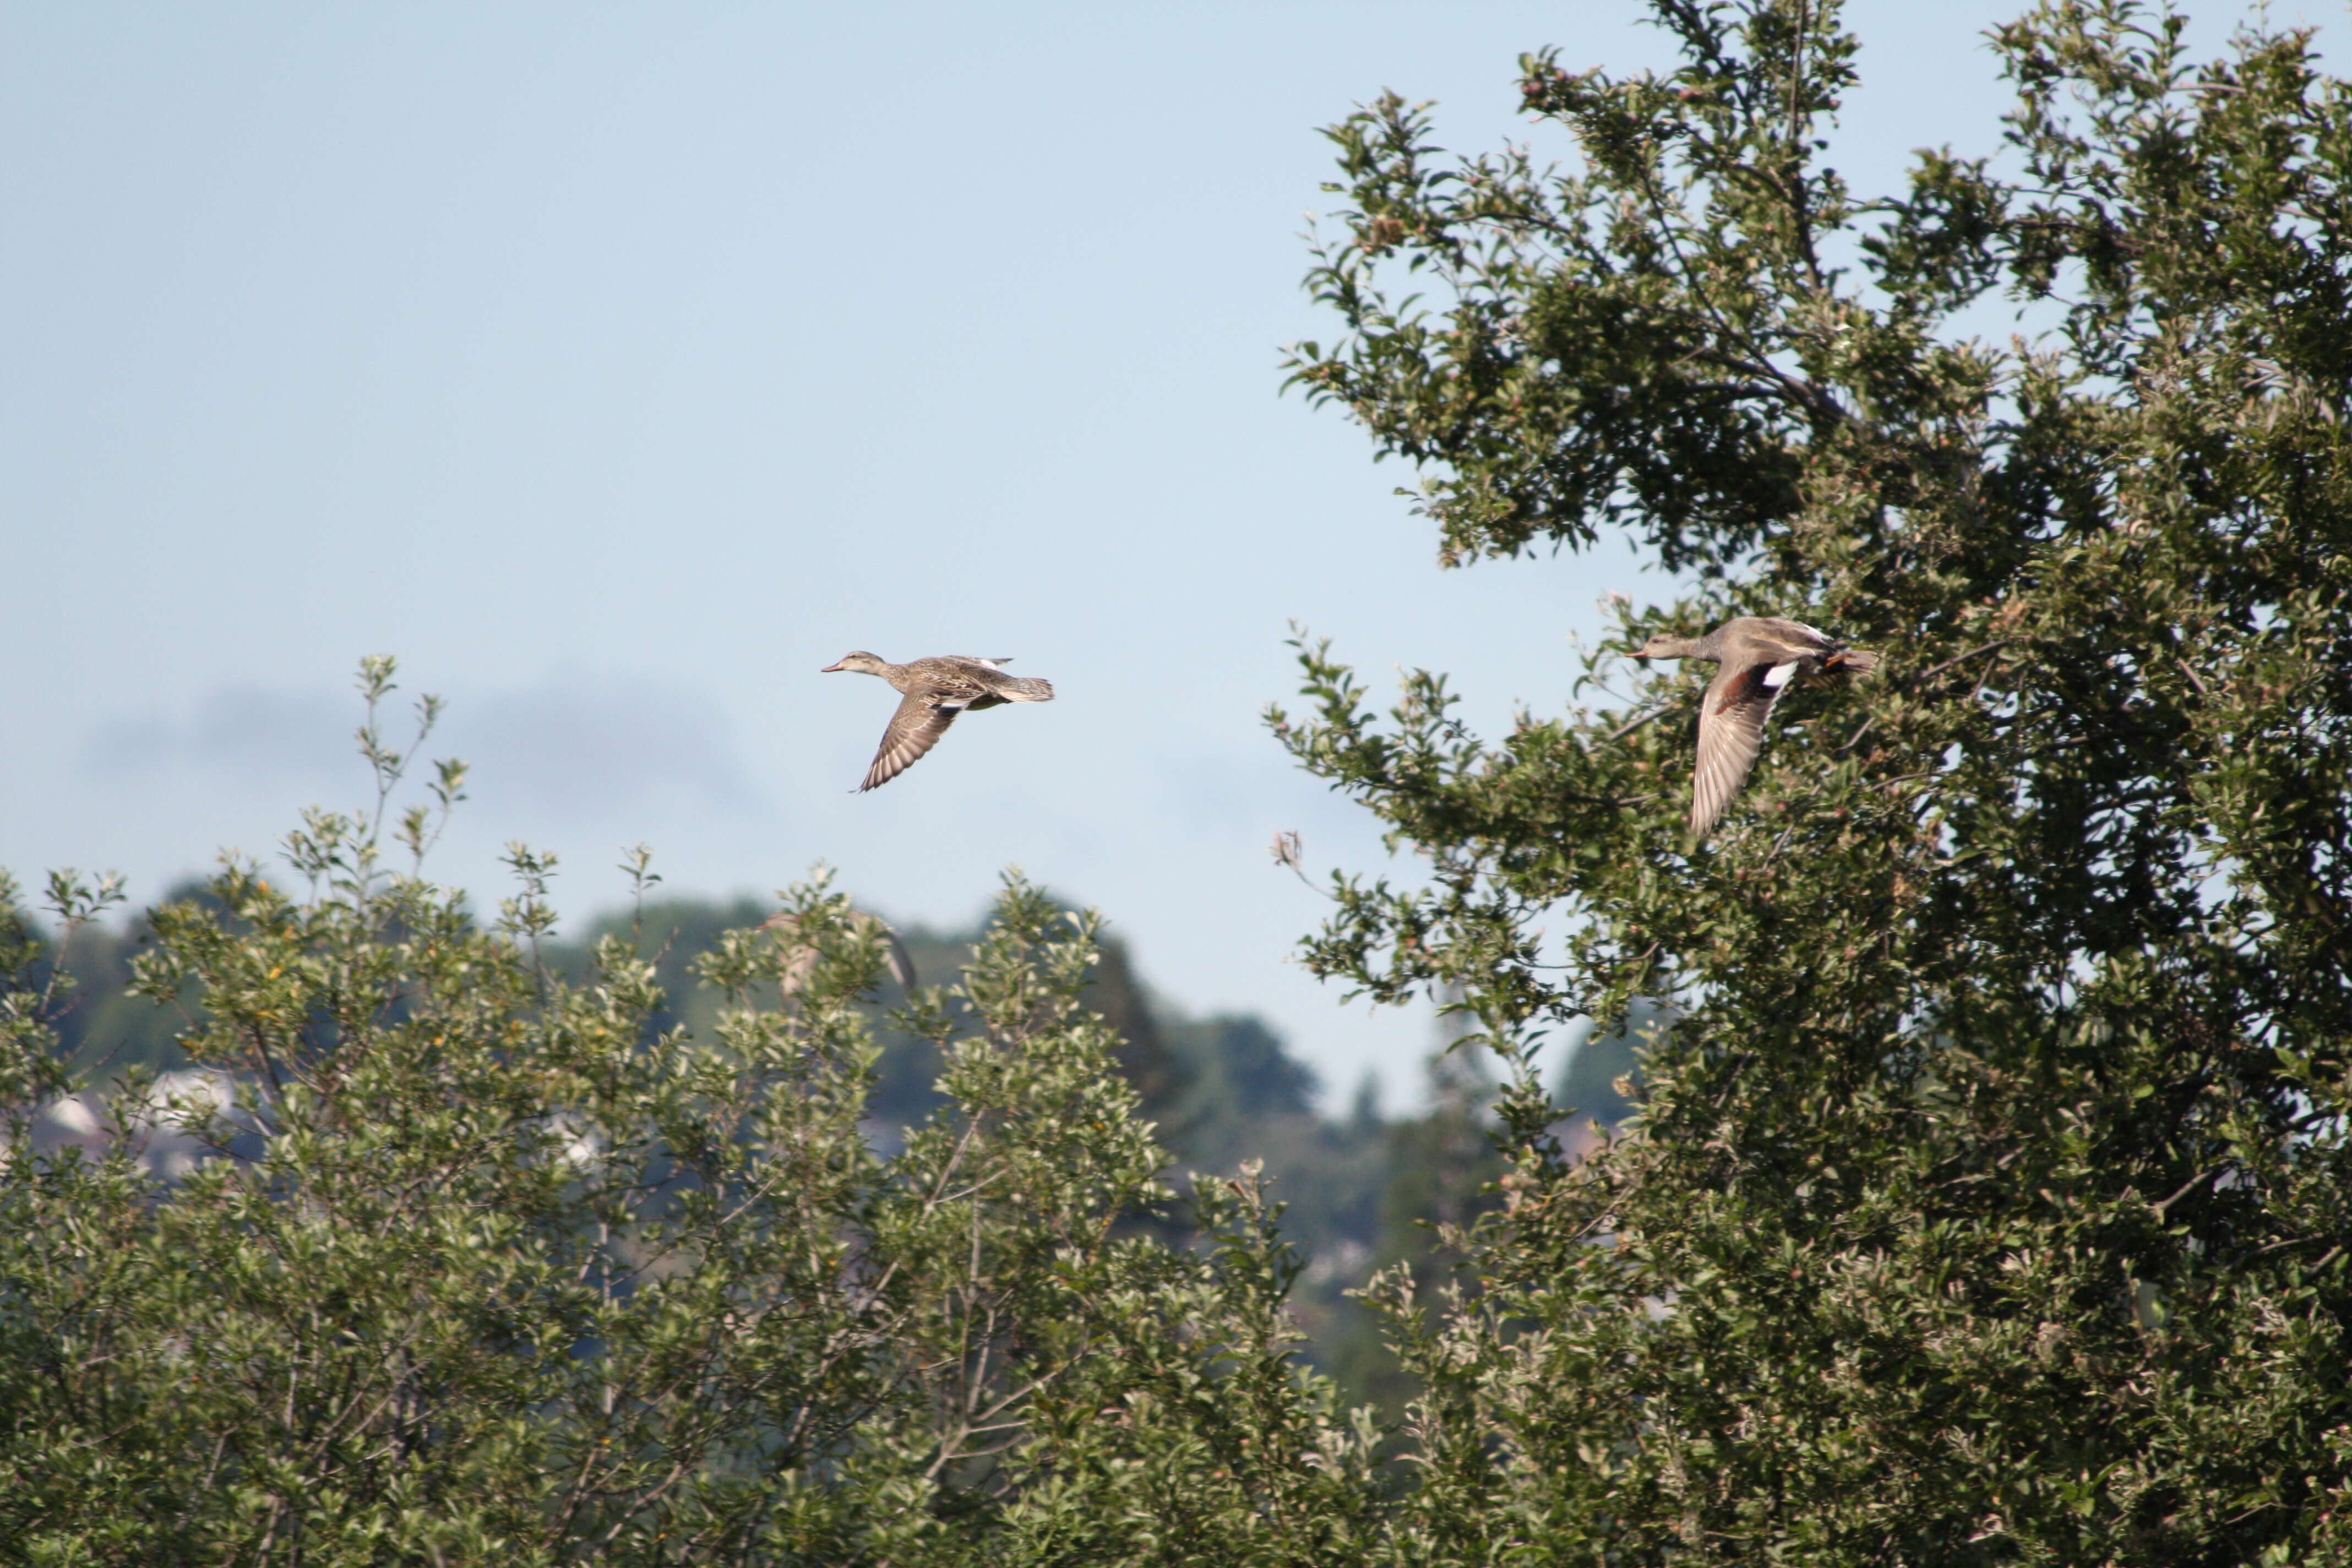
[1275,0,2352,1559]
[0,750,1384,1561]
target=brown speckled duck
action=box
[821,651,1055,792]
[1631,617,1876,836]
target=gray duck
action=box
[821,651,1055,791]
[1631,617,1876,836]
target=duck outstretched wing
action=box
[1690,660,1794,835]
[858,690,968,791]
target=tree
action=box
[0,660,1380,1565]
[1277,0,2352,1560]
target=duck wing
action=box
[1690,658,1797,835]
[857,688,970,792]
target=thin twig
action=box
[2150,1168,2214,1218]
[1608,704,1674,743]
[1913,640,2010,684]
[1634,173,1843,428]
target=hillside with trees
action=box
[16,845,1588,1424]
[7,1,2351,1561]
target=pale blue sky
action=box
[3,2,2308,1110]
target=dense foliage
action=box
[16,864,1453,1428]
[1275,0,2352,1560]
[0,666,1385,1562]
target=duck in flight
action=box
[821,651,1056,792]
[1631,617,1876,836]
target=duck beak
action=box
[820,660,846,673]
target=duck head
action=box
[821,651,890,676]
[1630,632,1702,662]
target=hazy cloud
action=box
[84,686,355,786]
[82,671,773,831]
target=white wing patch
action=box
[1762,660,1801,689]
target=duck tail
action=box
[1825,647,1877,677]
[1002,676,1055,702]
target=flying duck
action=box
[1631,617,1876,836]
[821,652,1055,791]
